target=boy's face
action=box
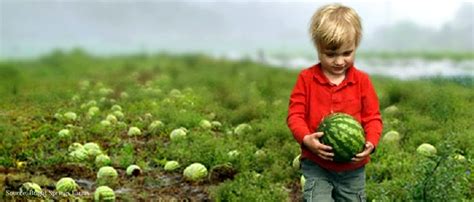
[317,41,356,78]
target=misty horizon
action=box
[1,1,473,59]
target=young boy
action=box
[287,3,383,201]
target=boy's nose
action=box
[334,56,345,66]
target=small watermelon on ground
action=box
[416,143,437,157]
[317,113,365,162]
[95,154,112,167]
[199,119,212,130]
[97,166,118,186]
[164,161,180,171]
[454,154,466,162]
[183,163,208,181]
[94,186,116,202]
[56,177,78,193]
[234,123,252,135]
[211,121,222,130]
[126,165,142,176]
[58,129,71,138]
[384,105,399,115]
[382,130,401,143]
[20,182,42,194]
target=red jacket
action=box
[287,63,383,172]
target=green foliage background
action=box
[0,50,472,201]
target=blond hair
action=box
[309,3,362,50]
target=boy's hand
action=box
[352,142,374,162]
[302,132,334,161]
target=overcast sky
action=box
[0,0,471,58]
[191,0,464,29]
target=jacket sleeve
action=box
[287,72,311,145]
[361,75,383,148]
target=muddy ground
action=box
[1,165,303,201]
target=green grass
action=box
[0,49,472,201]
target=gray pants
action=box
[301,159,366,202]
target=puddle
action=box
[75,178,95,190]
[0,165,306,201]
[114,187,133,194]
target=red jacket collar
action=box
[312,63,357,85]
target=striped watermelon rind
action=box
[317,113,365,162]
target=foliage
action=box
[0,50,472,200]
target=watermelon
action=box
[416,143,437,157]
[94,186,116,202]
[317,113,365,162]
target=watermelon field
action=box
[0,50,473,201]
